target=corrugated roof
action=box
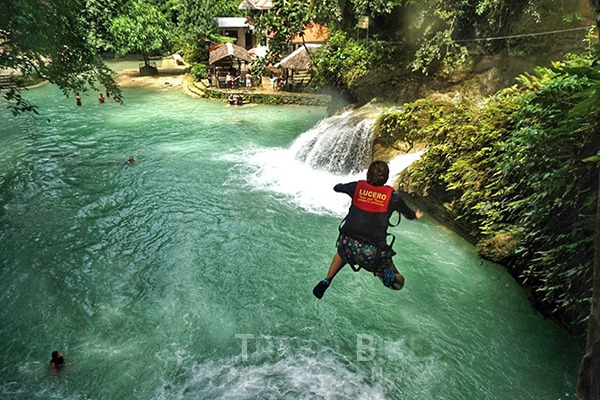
[216,17,250,28]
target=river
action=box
[0,83,582,399]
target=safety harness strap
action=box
[336,182,398,273]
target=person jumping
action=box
[313,160,423,299]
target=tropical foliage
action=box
[310,31,373,95]
[405,0,539,74]
[189,62,207,81]
[85,0,130,51]
[175,0,242,62]
[109,0,173,68]
[1,0,121,114]
[312,0,404,32]
[376,50,600,335]
[254,0,312,61]
[1,0,245,112]
[1,0,560,112]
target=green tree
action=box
[175,0,242,62]
[310,30,372,96]
[315,0,540,77]
[85,0,131,51]
[408,0,537,75]
[1,0,120,115]
[255,0,313,61]
[109,0,173,70]
[312,0,404,32]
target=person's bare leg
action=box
[389,263,404,289]
[324,253,346,280]
[390,272,405,290]
[313,253,346,299]
[375,263,405,290]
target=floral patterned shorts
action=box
[337,233,396,273]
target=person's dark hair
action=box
[51,351,64,367]
[366,161,389,186]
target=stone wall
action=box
[188,79,331,108]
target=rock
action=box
[476,232,519,263]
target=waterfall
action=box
[230,107,422,216]
[290,111,374,175]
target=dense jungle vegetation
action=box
[376,52,600,336]
[2,0,600,395]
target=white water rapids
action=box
[229,108,422,216]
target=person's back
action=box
[335,181,392,243]
[336,183,416,243]
[312,160,423,299]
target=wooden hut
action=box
[209,43,252,88]
[274,44,320,92]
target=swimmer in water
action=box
[50,351,64,374]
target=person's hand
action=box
[415,209,424,219]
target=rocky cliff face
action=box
[352,0,595,106]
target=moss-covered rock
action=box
[476,232,519,264]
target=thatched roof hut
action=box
[274,44,321,92]
[209,43,252,65]
[275,44,320,70]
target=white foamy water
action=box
[229,147,422,216]
[290,111,374,174]
[223,110,423,215]
[152,342,388,399]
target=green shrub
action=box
[310,31,372,98]
[190,63,207,82]
[388,52,599,335]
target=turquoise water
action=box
[0,83,582,399]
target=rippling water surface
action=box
[0,83,582,399]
